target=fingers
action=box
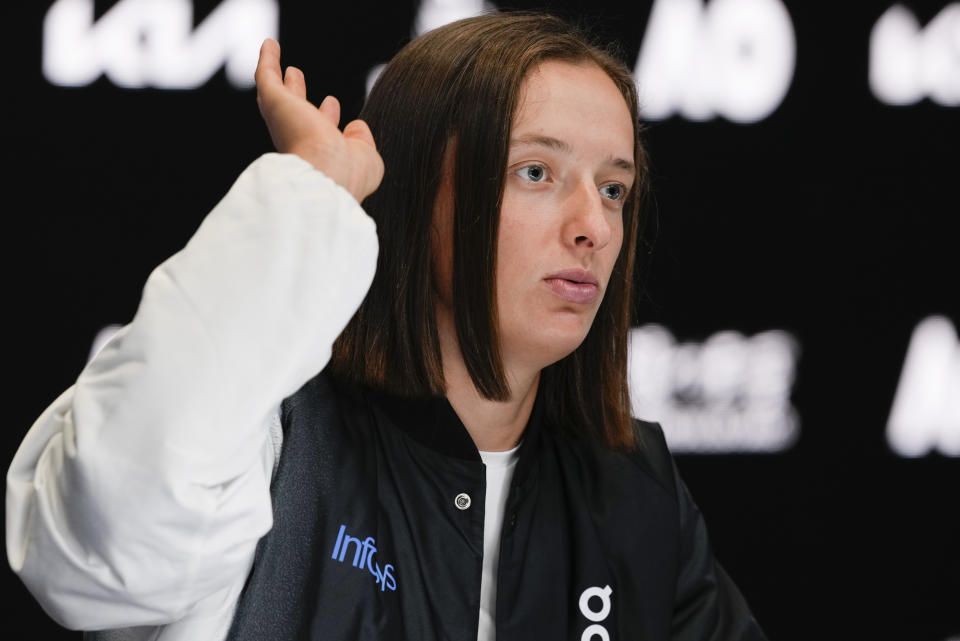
[319,95,341,128]
[255,38,282,91]
[256,39,336,125]
[255,39,283,116]
[344,119,384,201]
[343,119,376,149]
[283,66,306,99]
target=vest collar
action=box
[363,384,544,487]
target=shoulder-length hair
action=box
[329,12,649,450]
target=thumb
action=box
[343,119,376,149]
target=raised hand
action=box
[255,39,384,203]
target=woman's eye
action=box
[600,183,625,201]
[517,165,547,182]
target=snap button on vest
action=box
[454,493,471,510]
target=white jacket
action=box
[6,153,379,639]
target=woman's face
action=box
[435,60,635,371]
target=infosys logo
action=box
[330,523,398,591]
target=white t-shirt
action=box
[477,444,521,641]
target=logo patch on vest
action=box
[579,584,613,640]
[331,524,398,591]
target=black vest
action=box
[224,372,766,641]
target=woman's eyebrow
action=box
[510,134,634,173]
[511,134,572,153]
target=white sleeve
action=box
[5,152,378,630]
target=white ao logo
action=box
[579,584,613,641]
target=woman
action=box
[7,13,768,641]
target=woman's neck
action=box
[437,307,539,452]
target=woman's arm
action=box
[671,467,768,641]
[6,40,382,631]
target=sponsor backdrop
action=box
[5,1,958,639]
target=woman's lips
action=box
[544,277,600,304]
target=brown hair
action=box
[329,12,649,450]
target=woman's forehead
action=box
[511,60,635,159]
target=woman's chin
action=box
[507,325,593,370]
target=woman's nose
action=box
[563,179,612,251]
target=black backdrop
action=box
[5,1,958,639]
